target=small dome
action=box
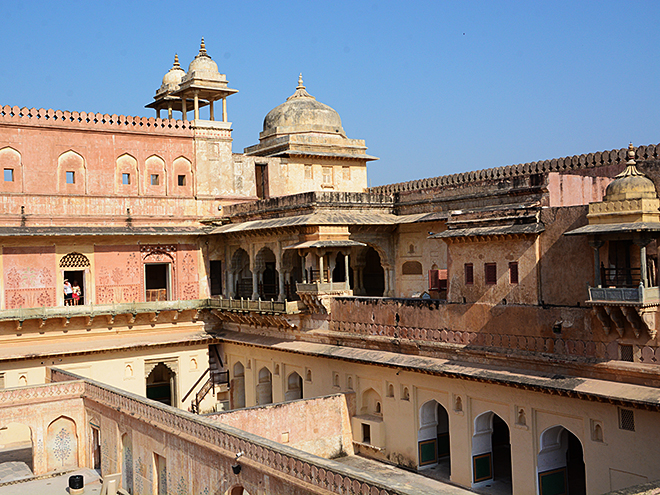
[262,74,345,138]
[604,144,658,201]
[160,54,185,89]
[187,37,219,75]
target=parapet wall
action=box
[370,143,660,195]
[0,105,193,136]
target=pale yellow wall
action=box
[223,342,660,494]
[0,343,212,411]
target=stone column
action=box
[589,239,604,287]
[167,104,173,120]
[635,238,651,287]
[193,91,200,121]
[222,97,228,122]
[383,267,391,295]
[278,271,285,302]
[251,269,259,300]
[226,270,234,298]
[389,268,396,296]
[319,254,325,283]
[344,254,350,288]
[302,253,308,283]
[209,99,215,121]
[181,97,187,121]
[157,108,161,119]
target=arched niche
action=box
[256,367,272,406]
[172,156,193,196]
[284,371,302,401]
[0,147,23,193]
[402,260,423,275]
[255,247,278,300]
[57,150,85,194]
[146,362,177,406]
[116,153,138,195]
[232,361,246,409]
[360,388,382,416]
[46,416,78,472]
[145,155,166,195]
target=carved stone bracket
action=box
[621,307,642,338]
[636,308,659,339]
[592,306,611,336]
[603,306,625,338]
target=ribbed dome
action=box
[262,75,345,138]
[604,144,658,201]
[187,38,219,75]
[161,54,185,88]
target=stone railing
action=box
[329,316,660,365]
[369,143,660,195]
[588,286,660,304]
[49,369,411,495]
[0,297,306,325]
[0,105,192,136]
[0,379,85,406]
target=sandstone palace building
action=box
[0,40,658,495]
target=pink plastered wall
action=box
[94,245,142,303]
[547,172,611,207]
[177,244,199,300]
[3,246,56,309]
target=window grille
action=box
[619,408,635,431]
[59,252,91,269]
[485,263,497,285]
[509,262,519,284]
[464,263,474,285]
[620,344,634,362]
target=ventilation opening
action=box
[362,423,371,444]
[618,408,635,431]
[620,344,634,362]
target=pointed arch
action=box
[145,154,166,195]
[256,367,272,405]
[538,425,585,495]
[0,146,23,193]
[172,156,193,196]
[231,361,246,409]
[46,415,78,471]
[472,411,511,491]
[57,150,85,194]
[116,153,138,195]
[284,371,302,401]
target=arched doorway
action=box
[227,486,251,495]
[0,422,33,472]
[256,367,272,405]
[121,433,133,494]
[231,249,252,299]
[538,426,586,495]
[472,412,512,493]
[256,248,278,300]
[332,253,353,285]
[284,372,303,401]
[418,400,450,479]
[363,247,385,296]
[231,362,246,409]
[146,363,176,406]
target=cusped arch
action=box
[46,415,78,471]
[59,252,91,269]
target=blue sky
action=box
[1,1,658,186]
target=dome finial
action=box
[287,73,314,101]
[199,37,207,55]
[615,143,644,179]
[173,54,181,69]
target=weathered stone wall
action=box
[207,393,355,459]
